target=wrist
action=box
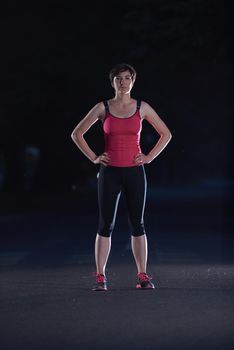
[146,154,153,164]
[92,155,98,163]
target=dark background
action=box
[0,2,234,350]
[0,0,233,219]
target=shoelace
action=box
[138,272,152,282]
[92,272,106,283]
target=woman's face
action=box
[112,70,134,94]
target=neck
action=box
[113,93,132,105]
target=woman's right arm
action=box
[71,102,110,165]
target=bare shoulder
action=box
[72,101,106,134]
[140,100,171,136]
[89,101,105,120]
[140,100,160,120]
[97,101,106,121]
[81,101,106,123]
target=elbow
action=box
[168,131,172,141]
[160,130,172,142]
[165,128,172,141]
[71,129,81,141]
[71,132,76,141]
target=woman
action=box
[71,63,172,291]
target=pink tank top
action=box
[103,100,142,167]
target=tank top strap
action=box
[103,100,109,113]
[103,99,141,116]
[136,100,141,110]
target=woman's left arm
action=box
[134,101,172,165]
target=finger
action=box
[100,160,108,166]
[102,153,110,159]
[135,154,142,160]
[135,156,142,161]
[101,157,109,164]
[102,157,109,163]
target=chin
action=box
[119,90,130,95]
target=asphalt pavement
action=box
[0,186,234,350]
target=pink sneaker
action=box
[136,272,155,289]
[92,272,107,291]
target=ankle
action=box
[96,271,105,276]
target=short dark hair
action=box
[109,63,137,84]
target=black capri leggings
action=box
[97,165,147,237]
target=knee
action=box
[130,222,146,237]
[98,222,114,237]
[131,231,146,237]
[97,230,112,238]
